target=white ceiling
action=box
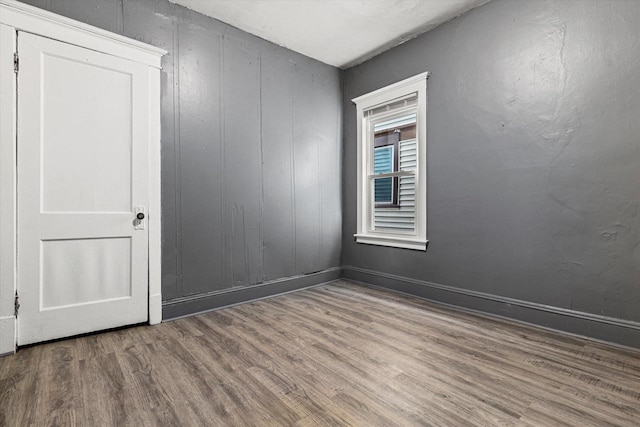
[169,0,489,69]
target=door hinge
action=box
[14,293,20,317]
[13,52,18,73]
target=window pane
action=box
[372,174,415,233]
[399,138,416,171]
[370,113,417,227]
[374,113,417,133]
[374,177,393,203]
[373,145,393,174]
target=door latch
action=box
[134,206,146,230]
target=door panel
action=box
[42,238,132,309]
[41,53,133,213]
[17,32,149,345]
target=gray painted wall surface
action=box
[343,0,640,323]
[19,0,342,303]
[16,0,640,341]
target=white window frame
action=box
[352,72,429,251]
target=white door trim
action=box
[0,0,166,354]
[0,23,17,355]
[0,0,165,67]
[148,66,163,325]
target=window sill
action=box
[354,234,428,251]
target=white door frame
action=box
[0,0,166,354]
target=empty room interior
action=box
[0,0,639,425]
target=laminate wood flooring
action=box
[1,280,639,426]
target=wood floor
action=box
[1,280,639,426]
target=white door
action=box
[17,32,150,345]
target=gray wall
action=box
[19,0,342,307]
[17,0,640,344]
[343,0,640,324]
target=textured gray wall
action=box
[343,0,640,322]
[17,0,640,330]
[19,0,342,302]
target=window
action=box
[353,72,428,250]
